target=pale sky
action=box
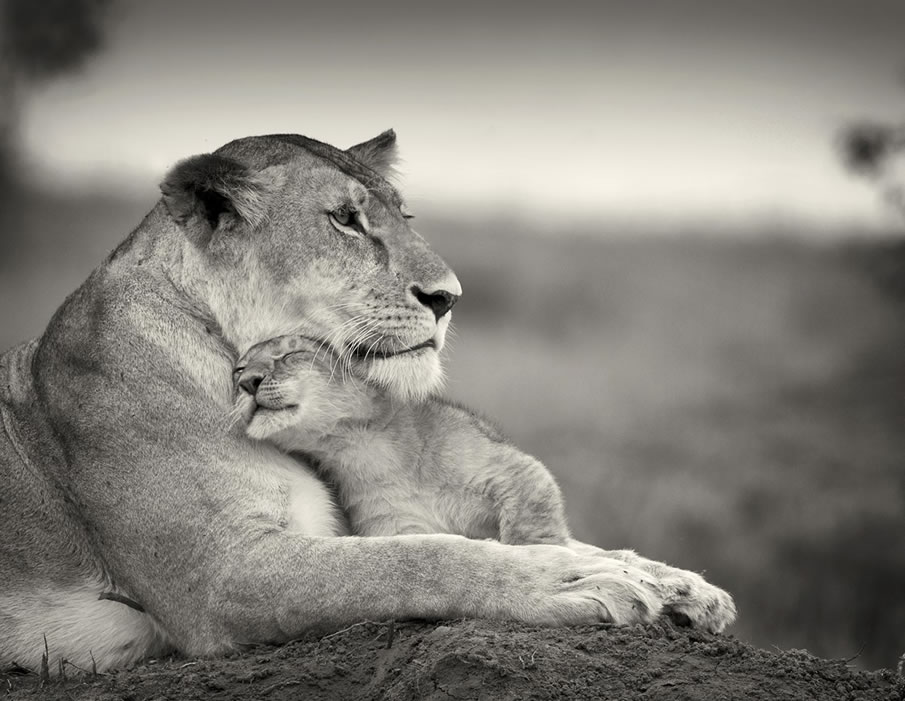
[17,0,905,230]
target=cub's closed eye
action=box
[400,204,414,220]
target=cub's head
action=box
[233,335,378,448]
[159,130,459,400]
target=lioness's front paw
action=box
[514,546,664,627]
[558,564,663,627]
[564,541,736,633]
[659,568,737,634]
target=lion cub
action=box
[233,335,571,545]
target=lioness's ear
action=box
[347,129,399,179]
[160,154,280,242]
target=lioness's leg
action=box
[190,535,664,653]
[567,539,736,633]
[49,440,662,658]
[0,586,172,673]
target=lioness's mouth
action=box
[255,404,299,412]
[353,338,436,360]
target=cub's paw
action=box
[659,569,737,634]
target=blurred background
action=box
[1,0,903,670]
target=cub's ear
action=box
[160,154,281,241]
[347,129,399,179]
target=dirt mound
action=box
[4,620,902,700]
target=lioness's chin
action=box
[364,348,444,401]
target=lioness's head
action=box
[158,130,459,400]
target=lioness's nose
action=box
[411,286,460,321]
[238,371,264,396]
[410,272,462,321]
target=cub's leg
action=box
[567,539,736,633]
[468,446,572,547]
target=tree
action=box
[0,0,113,190]
[840,120,905,218]
[840,113,905,300]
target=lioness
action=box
[0,131,735,674]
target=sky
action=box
[15,0,905,231]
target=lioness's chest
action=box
[263,452,349,536]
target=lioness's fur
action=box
[0,131,735,674]
[234,334,572,544]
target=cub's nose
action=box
[238,371,264,396]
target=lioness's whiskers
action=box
[362,335,384,366]
[320,301,371,313]
[313,314,370,369]
[321,317,374,384]
[346,319,382,372]
[338,319,382,383]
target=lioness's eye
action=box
[332,205,354,227]
[328,205,366,236]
